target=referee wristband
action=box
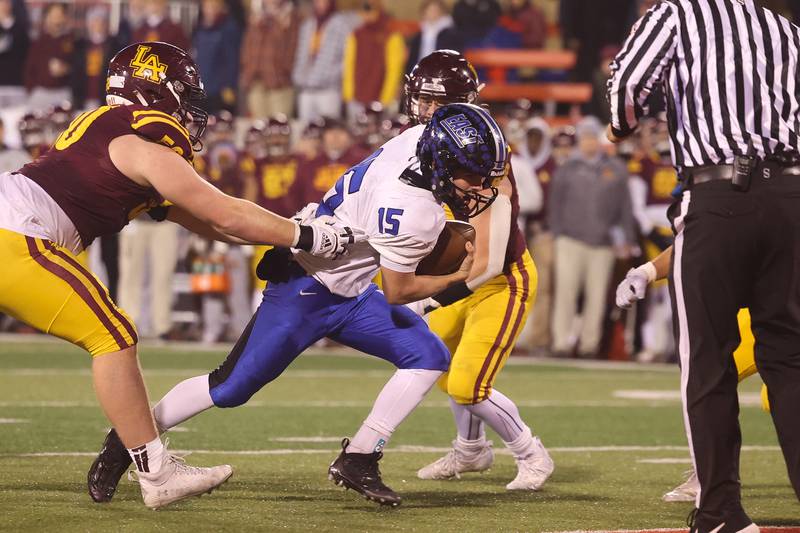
[637,262,657,283]
[432,282,473,307]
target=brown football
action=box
[416,220,476,276]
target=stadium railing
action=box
[464,48,591,115]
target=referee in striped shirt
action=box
[607,1,800,531]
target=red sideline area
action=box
[553,526,800,533]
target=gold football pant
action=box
[734,308,770,411]
[0,228,137,356]
[429,251,537,404]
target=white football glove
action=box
[292,203,319,225]
[615,263,656,309]
[301,216,367,259]
[405,297,440,317]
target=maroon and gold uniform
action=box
[428,166,537,404]
[196,143,245,198]
[246,154,301,289]
[251,155,300,217]
[23,104,191,248]
[0,104,193,356]
[292,146,369,207]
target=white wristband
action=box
[291,222,301,248]
[637,262,657,283]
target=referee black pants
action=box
[668,171,800,527]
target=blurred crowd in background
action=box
[3,0,800,360]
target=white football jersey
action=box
[294,125,445,297]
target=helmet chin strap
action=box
[165,79,182,108]
[106,95,134,106]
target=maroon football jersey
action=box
[250,155,300,218]
[628,154,677,207]
[202,142,245,198]
[20,104,194,248]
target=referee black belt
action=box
[684,162,800,187]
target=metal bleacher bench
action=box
[464,48,592,115]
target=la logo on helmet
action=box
[130,45,168,84]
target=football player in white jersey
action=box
[87,103,510,507]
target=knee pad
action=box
[209,378,258,408]
[448,380,487,405]
[400,335,450,371]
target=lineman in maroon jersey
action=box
[403,50,554,490]
[0,41,363,510]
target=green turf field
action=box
[0,338,797,532]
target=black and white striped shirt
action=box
[607,0,800,169]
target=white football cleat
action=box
[506,437,554,491]
[417,440,494,480]
[663,469,699,502]
[132,454,233,510]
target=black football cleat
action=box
[328,438,401,507]
[87,428,131,503]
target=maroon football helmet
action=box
[245,120,268,159]
[19,112,48,151]
[380,115,410,144]
[106,41,208,148]
[264,114,292,158]
[404,49,483,124]
[207,110,235,134]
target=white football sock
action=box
[465,389,530,444]
[504,426,536,461]
[450,397,486,442]
[128,436,165,474]
[347,369,442,454]
[152,375,215,432]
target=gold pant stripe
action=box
[39,238,138,347]
[27,237,136,349]
[429,250,537,404]
[480,259,533,399]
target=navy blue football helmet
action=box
[417,103,509,218]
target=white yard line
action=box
[0,399,765,409]
[614,390,763,407]
[0,332,681,371]
[0,368,392,378]
[545,529,800,533]
[3,444,781,458]
[636,458,692,464]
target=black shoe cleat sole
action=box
[87,429,132,503]
[328,468,401,507]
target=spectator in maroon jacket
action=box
[132,0,189,51]
[24,2,75,109]
[499,0,547,49]
[0,0,29,108]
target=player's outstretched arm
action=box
[110,134,298,246]
[165,206,250,244]
[109,135,364,257]
[381,242,474,305]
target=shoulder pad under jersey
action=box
[129,108,193,162]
